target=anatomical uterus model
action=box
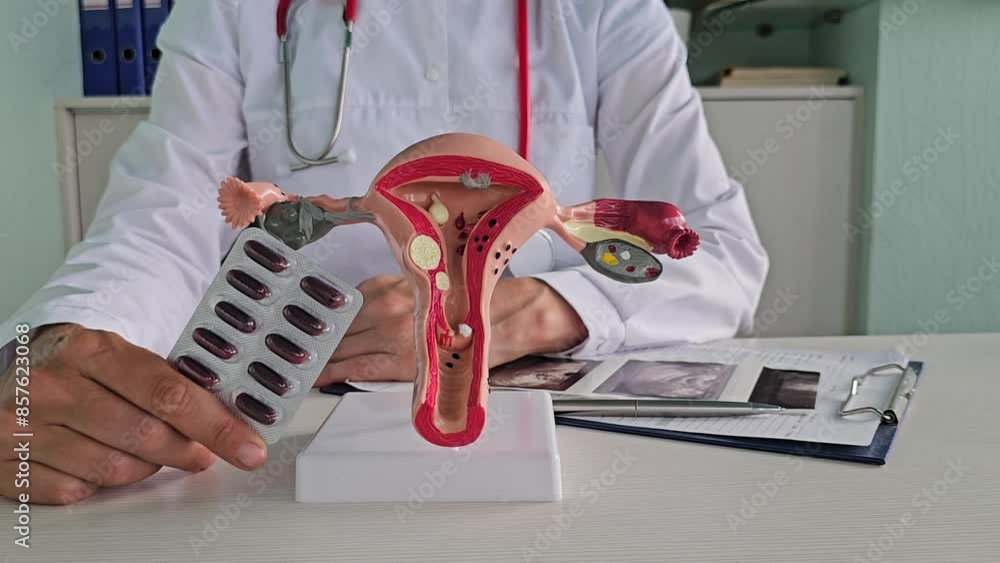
[218,133,699,447]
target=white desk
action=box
[3,334,998,562]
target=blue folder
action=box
[79,0,119,96]
[320,361,924,466]
[112,0,146,96]
[140,0,170,93]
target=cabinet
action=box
[705,87,862,337]
[55,87,862,337]
[599,88,863,337]
[55,97,150,248]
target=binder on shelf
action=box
[140,0,170,93]
[79,0,118,96]
[112,0,147,96]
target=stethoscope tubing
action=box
[277,0,529,171]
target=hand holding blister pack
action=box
[167,228,362,444]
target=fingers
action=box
[0,461,96,506]
[330,316,409,361]
[76,332,268,471]
[349,277,413,335]
[59,377,214,473]
[33,425,161,488]
[318,353,410,385]
[321,276,418,385]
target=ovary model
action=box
[218,133,699,447]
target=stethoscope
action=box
[276,0,531,172]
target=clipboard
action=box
[320,361,924,466]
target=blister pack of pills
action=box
[167,228,362,444]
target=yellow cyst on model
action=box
[410,235,442,270]
[435,271,450,291]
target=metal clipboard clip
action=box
[839,364,918,424]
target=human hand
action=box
[317,275,587,384]
[0,324,269,505]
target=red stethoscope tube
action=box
[275,0,531,161]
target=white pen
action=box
[551,398,786,418]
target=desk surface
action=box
[3,334,999,563]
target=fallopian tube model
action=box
[218,133,699,447]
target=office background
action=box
[1,0,997,336]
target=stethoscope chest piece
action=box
[278,0,358,171]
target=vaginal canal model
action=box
[217,133,700,447]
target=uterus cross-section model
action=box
[218,133,700,447]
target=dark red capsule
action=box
[244,240,289,273]
[248,362,292,397]
[174,356,220,390]
[300,276,345,309]
[193,328,237,360]
[283,305,327,336]
[227,269,271,300]
[235,393,278,425]
[214,301,256,333]
[266,334,309,365]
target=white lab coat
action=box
[0,0,767,363]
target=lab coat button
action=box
[425,65,441,82]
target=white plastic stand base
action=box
[296,390,562,503]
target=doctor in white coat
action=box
[0,0,766,504]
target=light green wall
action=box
[0,3,81,319]
[685,0,1000,335]
[863,0,1000,334]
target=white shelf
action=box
[55,96,151,113]
[697,85,861,100]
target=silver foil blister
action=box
[167,228,362,444]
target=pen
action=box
[551,398,785,418]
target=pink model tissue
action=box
[218,133,699,447]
